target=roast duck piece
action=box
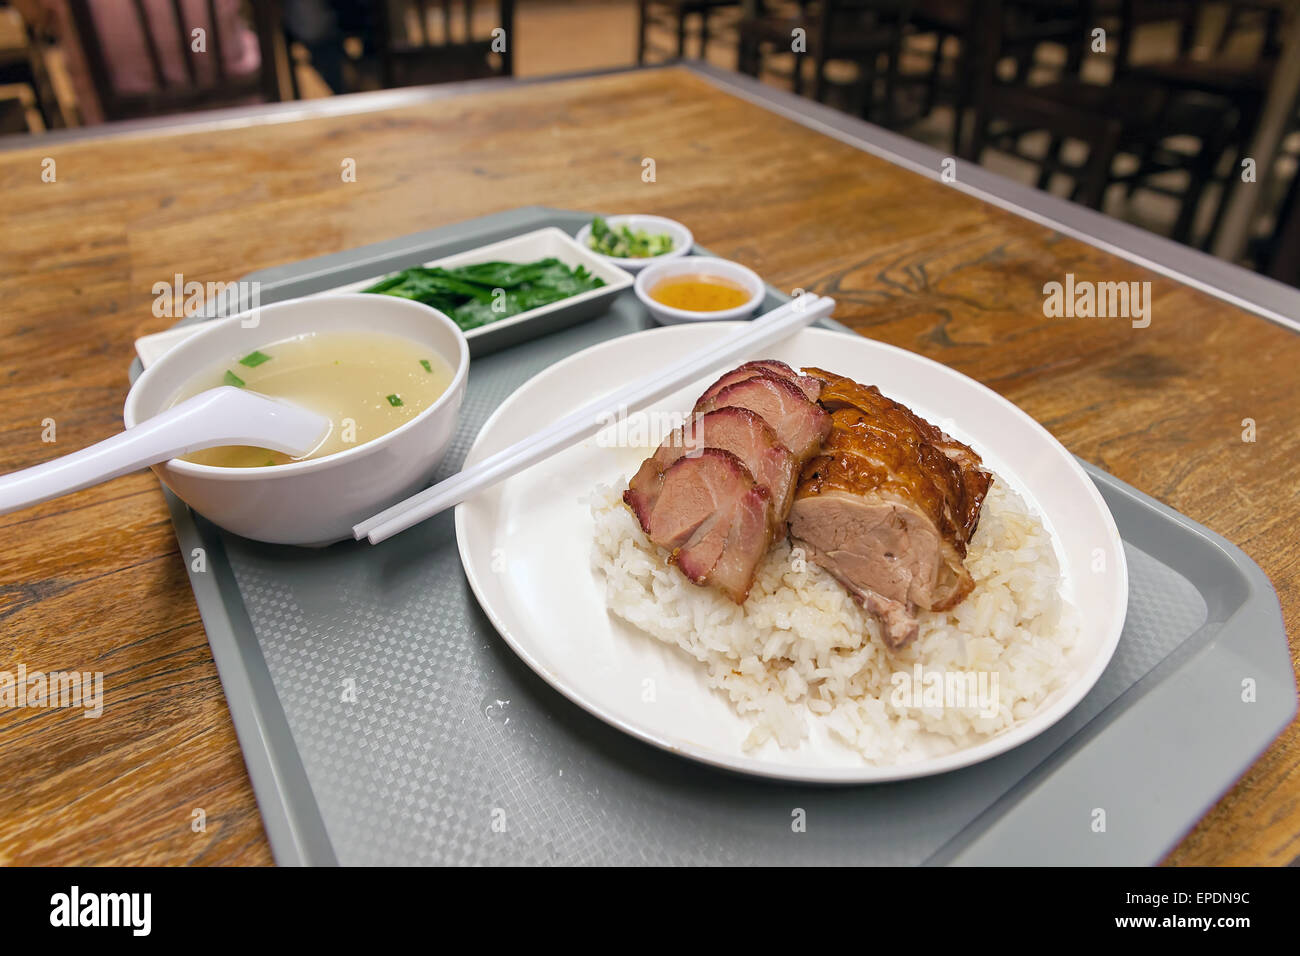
[624,360,992,647]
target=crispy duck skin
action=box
[801,369,990,555]
[788,368,992,646]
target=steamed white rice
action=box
[590,477,1080,764]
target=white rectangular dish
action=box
[135,226,635,365]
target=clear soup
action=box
[170,330,453,467]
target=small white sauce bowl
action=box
[574,214,693,272]
[634,255,766,325]
[123,293,469,547]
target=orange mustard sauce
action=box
[650,275,750,312]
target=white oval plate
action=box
[455,324,1128,783]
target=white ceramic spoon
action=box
[0,386,330,515]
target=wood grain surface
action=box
[0,66,1296,866]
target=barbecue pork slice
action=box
[626,406,800,530]
[694,374,831,462]
[623,361,831,604]
[625,448,774,603]
[697,360,824,405]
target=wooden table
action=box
[1,64,1296,867]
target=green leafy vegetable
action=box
[239,350,272,368]
[223,370,245,388]
[586,217,675,259]
[362,258,606,331]
[386,393,403,407]
[419,359,432,373]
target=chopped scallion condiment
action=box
[419,359,432,373]
[239,350,272,368]
[386,393,403,407]
[223,370,246,388]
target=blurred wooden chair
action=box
[377,0,513,87]
[1092,0,1200,64]
[913,0,1089,154]
[1256,143,1300,285]
[1216,0,1286,55]
[637,0,741,64]
[0,1,61,128]
[1093,0,1283,62]
[65,0,286,122]
[737,0,916,125]
[979,82,1124,208]
[966,0,1238,240]
[1111,0,1287,247]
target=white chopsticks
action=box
[353,293,836,544]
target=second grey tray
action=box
[142,207,1295,865]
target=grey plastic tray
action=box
[131,207,1296,866]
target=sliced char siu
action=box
[628,448,774,603]
[626,406,799,527]
[624,359,830,603]
[696,360,823,405]
[694,374,831,461]
[787,368,993,648]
